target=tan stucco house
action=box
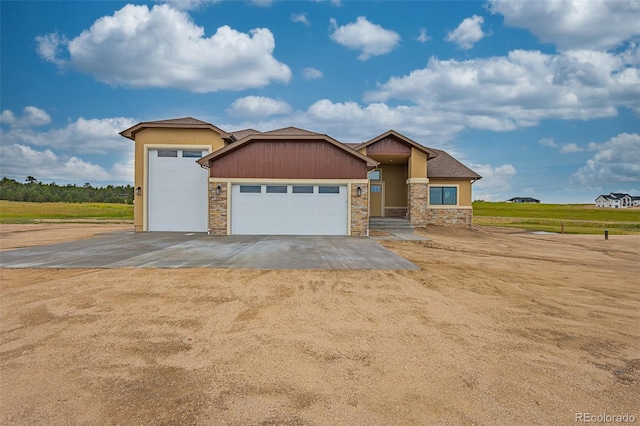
[120,117,481,235]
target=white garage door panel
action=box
[148,150,208,232]
[231,185,348,235]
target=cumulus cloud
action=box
[302,67,324,80]
[329,16,400,61]
[468,163,517,201]
[0,106,51,128]
[539,137,557,148]
[489,0,640,51]
[417,28,431,43]
[36,4,291,92]
[0,107,136,184]
[558,143,584,153]
[365,48,640,130]
[445,15,486,50]
[571,133,640,185]
[291,13,310,26]
[1,109,135,155]
[0,143,133,184]
[540,138,585,153]
[227,96,292,118]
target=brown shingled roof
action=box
[229,128,262,140]
[263,126,322,136]
[427,149,482,180]
[120,117,229,140]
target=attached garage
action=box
[147,148,208,232]
[230,184,348,235]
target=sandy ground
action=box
[0,224,638,425]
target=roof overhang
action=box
[120,120,230,140]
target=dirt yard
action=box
[1,224,638,425]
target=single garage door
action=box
[231,184,348,235]
[148,149,208,232]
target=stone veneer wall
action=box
[409,182,473,227]
[425,208,472,226]
[350,183,369,236]
[208,181,228,235]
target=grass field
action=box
[0,201,133,224]
[1,200,639,234]
[473,201,640,234]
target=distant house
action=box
[506,197,540,203]
[595,193,637,208]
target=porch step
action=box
[369,217,414,230]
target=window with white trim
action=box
[429,186,457,205]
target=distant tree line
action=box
[0,177,134,204]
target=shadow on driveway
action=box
[0,232,418,270]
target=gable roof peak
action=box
[263,126,322,136]
[356,129,439,159]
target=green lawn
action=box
[473,202,640,234]
[0,201,133,223]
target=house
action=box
[595,193,635,208]
[506,197,540,203]
[120,118,481,235]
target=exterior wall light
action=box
[136,186,141,196]
[216,184,222,195]
[357,186,362,196]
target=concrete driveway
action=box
[0,231,418,270]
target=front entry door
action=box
[370,183,384,217]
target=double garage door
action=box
[231,184,348,235]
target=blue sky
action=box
[1,0,639,203]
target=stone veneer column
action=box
[208,181,228,235]
[350,183,369,236]
[408,182,429,227]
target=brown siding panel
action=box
[366,136,411,155]
[210,140,368,179]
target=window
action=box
[239,185,261,193]
[182,150,203,158]
[292,185,313,194]
[319,186,340,194]
[266,185,287,194]
[157,150,178,157]
[368,170,381,181]
[371,185,382,193]
[429,186,457,205]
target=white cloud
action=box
[0,143,133,184]
[291,13,310,26]
[227,96,292,118]
[330,16,400,61]
[559,143,584,153]
[0,106,51,128]
[489,0,640,51]
[1,109,135,155]
[539,137,557,148]
[445,15,486,50]
[250,0,274,7]
[468,163,517,201]
[36,4,291,93]
[302,67,324,80]
[571,133,640,185]
[365,48,640,130]
[417,28,431,43]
